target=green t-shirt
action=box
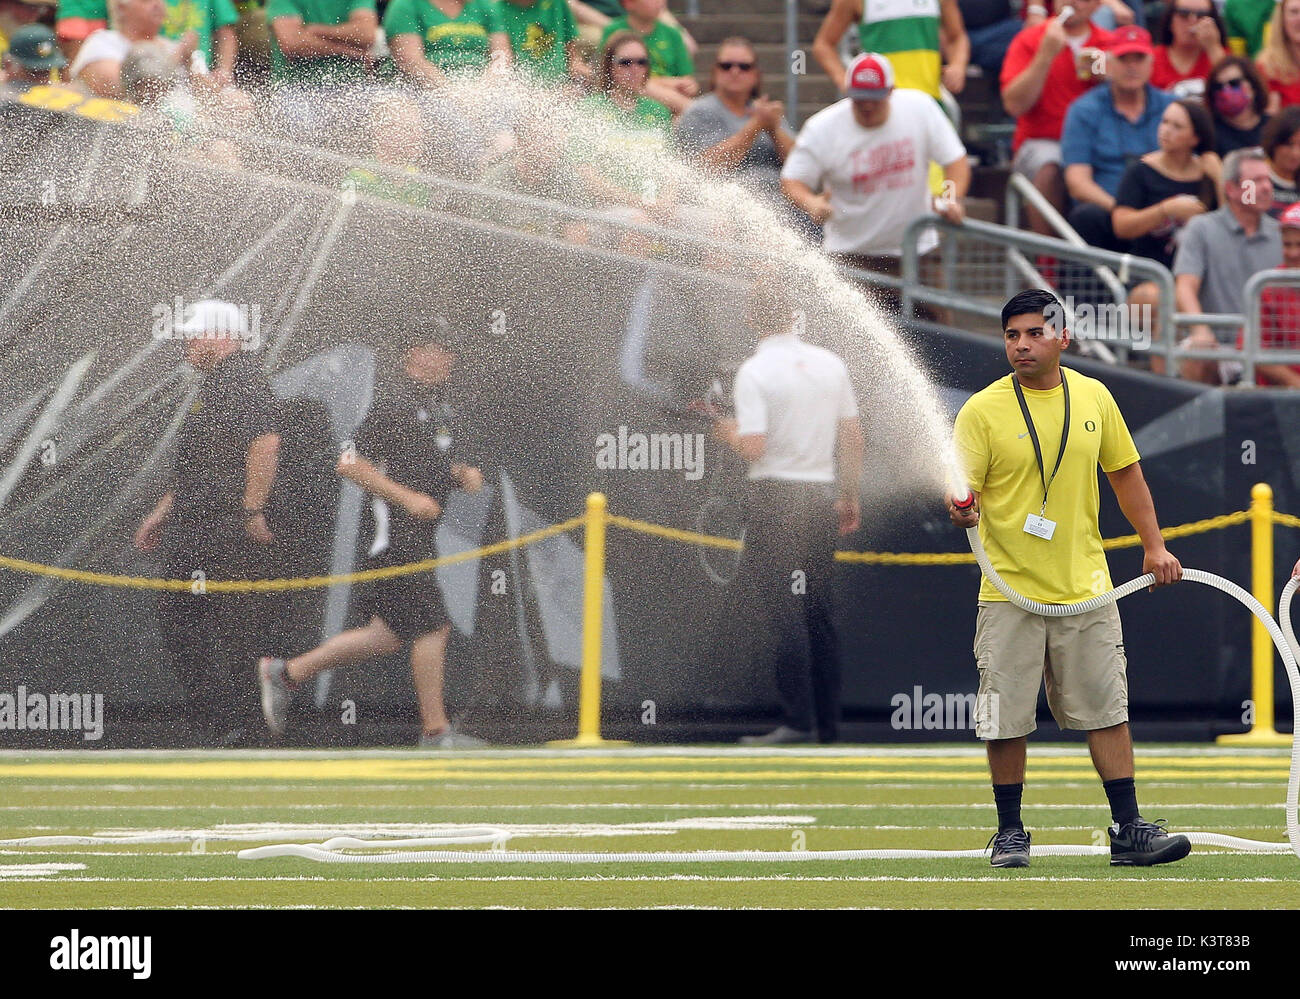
[583,91,671,133]
[1224,0,1275,58]
[266,0,377,86]
[56,0,236,64]
[343,165,433,207]
[162,0,240,65]
[598,16,691,77]
[382,0,502,74]
[497,0,577,81]
[56,0,107,21]
[573,92,670,190]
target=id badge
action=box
[1023,513,1056,540]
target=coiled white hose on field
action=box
[965,524,1300,862]
[229,524,1300,866]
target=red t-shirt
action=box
[1151,46,1212,91]
[1000,22,1111,151]
[1256,286,1300,384]
[1262,69,1300,108]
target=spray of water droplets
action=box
[0,71,968,595]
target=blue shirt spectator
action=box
[1060,26,1172,253]
[1061,79,1174,197]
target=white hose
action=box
[236,829,511,860]
[227,530,1300,866]
[966,524,1300,861]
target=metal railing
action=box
[1005,172,1129,309]
[898,214,1171,352]
[1239,269,1300,385]
[892,213,1300,384]
[786,0,800,127]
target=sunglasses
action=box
[616,57,649,67]
[717,60,755,71]
[1214,76,1246,89]
[1173,7,1209,17]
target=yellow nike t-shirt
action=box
[953,366,1140,605]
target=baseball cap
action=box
[5,25,67,71]
[1107,25,1154,58]
[1280,204,1300,229]
[845,52,894,100]
[178,299,249,338]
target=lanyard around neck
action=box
[1012,369,1069,516]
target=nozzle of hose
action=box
[952,490,975,512]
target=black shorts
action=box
[357,561,450,640]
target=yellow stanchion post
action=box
[1219,483,1288,746]
[549,493,628,747]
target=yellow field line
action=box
[0,754,1284,771]
[0,764,1285,781]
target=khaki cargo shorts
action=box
[973,600,1129,740]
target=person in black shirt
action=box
[256,325,486,748]
[1111,98,1219,374]
[134,299,281,746]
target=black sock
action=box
[993,782,1024,831]
[1103,777,1139,827]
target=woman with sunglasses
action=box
[583,30,672,133]
[1206,55,1270,156]
[572,31,674,220]
[1152,0,1226,97]
[1256,0,1300,113]
[676,37,793,198]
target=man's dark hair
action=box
[1263,105,1300,161]
[1001,289,1062,329]
[1176,98,1217,157]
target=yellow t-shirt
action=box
[953,366,1140,605]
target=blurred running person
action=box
[949,288,1190,869]
[257,324,486,748]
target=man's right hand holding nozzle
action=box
[948,490,980,528]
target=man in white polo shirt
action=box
[714,287,864,745]
[780,51,968,297]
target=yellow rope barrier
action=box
[0,502,1289,592]
[0,516,585,593]
[606,514,742,551]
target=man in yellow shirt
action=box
[949,288,1190,869]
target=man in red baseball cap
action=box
[1060,24,1174,253]
[781,51,969,304]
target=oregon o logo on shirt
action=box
[1085,420,1097,432]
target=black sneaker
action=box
[987,826,1031,868]
[1108,818,1191,867]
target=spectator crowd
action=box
[1,0,1298,386]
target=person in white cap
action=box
[134,298,282,746]
[780,51,968,311]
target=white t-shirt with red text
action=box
[781,89,965,257]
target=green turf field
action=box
[0,745,1296,909]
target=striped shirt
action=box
[860,0,942,100]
